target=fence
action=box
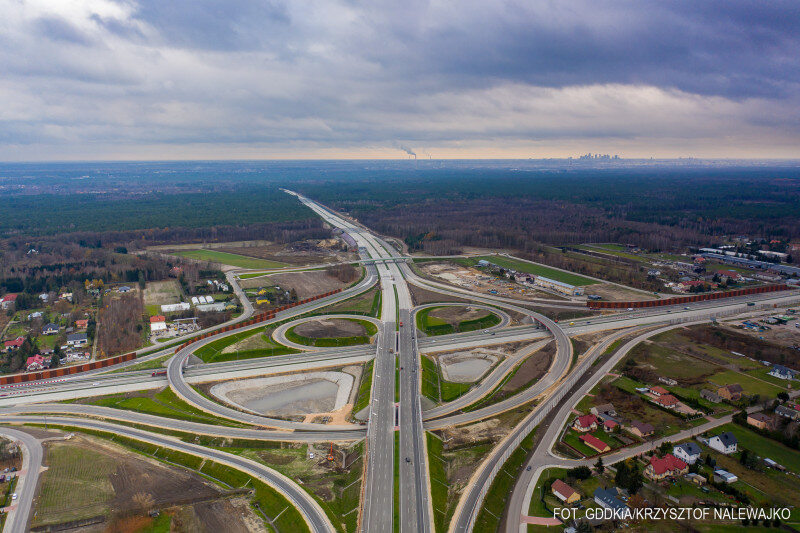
[0,352,136,386]
[587,284,791,309]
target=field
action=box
[172,249,288,269]
[241,269,350,299]
[33,435,229,528]
[417,306,501,336]
[472,255,595,286]
[286,318,378,347]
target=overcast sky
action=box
[2,0,799,160]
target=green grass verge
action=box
[474,430,536,532]
[427,433,448,533]
[352,361,374,416]
[172,249,288,269]
[81,387,243,427]
[421,356,440,403]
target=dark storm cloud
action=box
[1,0,799,159]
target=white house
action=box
[66,332,88,347]
[709,432,738,455]
[673,442,702,465]
[769,365,796,380]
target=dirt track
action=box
[293,318,367,338]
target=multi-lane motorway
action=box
[1,191,798,533]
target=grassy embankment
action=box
[284,319,378,347]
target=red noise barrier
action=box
[0,288,343,386]
[0,352,136,386]
[587,284,791,309]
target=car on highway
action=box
[627,307,634,311]
[405,457,411,463]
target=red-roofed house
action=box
[150,315,167,333]
[650,386,669,396]
[579,434,610,454]
[1,294,17,309]
[75,319,89,329]
[655,394,680,409]
[645,454,688,481]
[717,270,743,281]
[4,336,24,352]
[572,414,599,433]
[551,479,580,504]
[603,419,619,433]
[25,354,46,371]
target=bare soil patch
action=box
[293,318,367,338]
[408,283,473,306]
[143,280,182,306]
[241,270,347,299]
[429,305,490,325]
[34,435,245,529]
[503,341,555,391]
[218,239,348,265]
[584,283,651,302]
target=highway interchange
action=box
[1,192,799,533]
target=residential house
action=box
[700,389,722,403]
[572,414,599,433]
[626,421,655,438]
[27,311,43,320]
[655,394,679,409]
[579,434,611,454]
[645,454,688,481]
[150,315,167,332]
[603,420,619,433]
[551,480,580,504]
[747,413,776,431]
[658,377,678,386]
[75,319,89,329]
[709,432,738,455]
[118,286,132,293]
[673,442,702,465]
[25,354,46,371]
[717,270,743,281]
[769,365,796,380]
[591,403,617,420]
[42,323,59,335]
[713,469,738,484]
[66,332,88,347]
[593,488,626,512]
[775,404,799,420]
[717,384,744,402]
[3,337,24,352]
[650,386,669,397]
[0,294,17,309]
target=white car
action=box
[11,493,17,500]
